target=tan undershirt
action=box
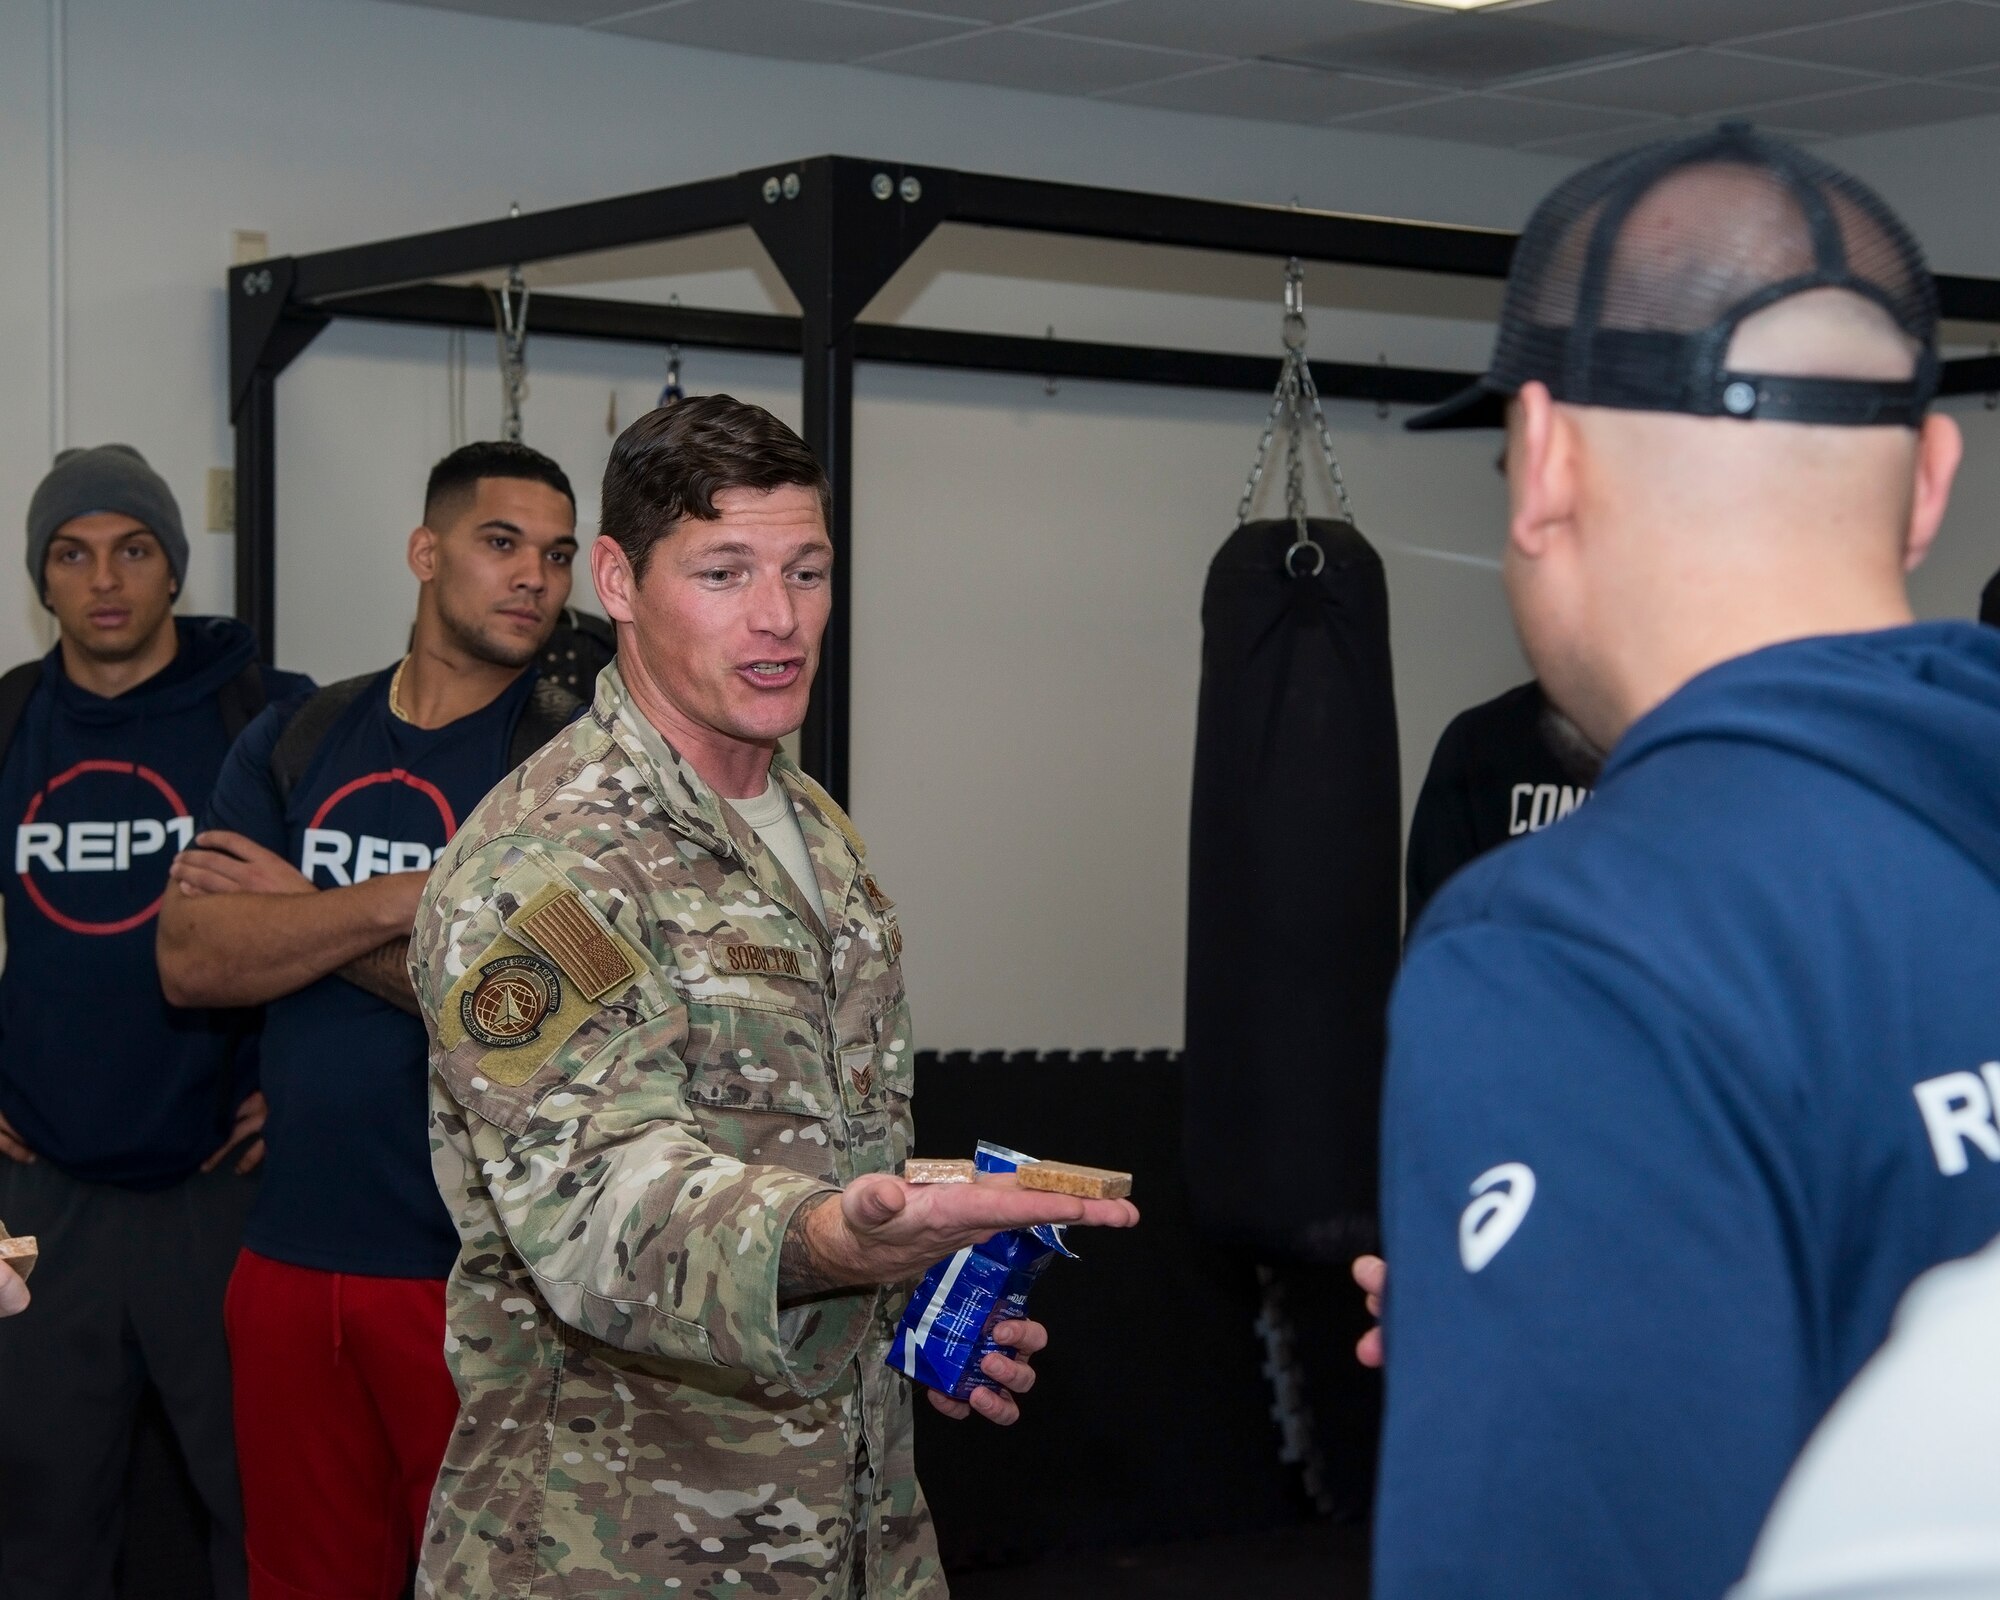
[725,777,828,927]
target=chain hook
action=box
[660,293,686,407]
[1281,257,1308,354]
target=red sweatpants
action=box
[225,1249,461,1600]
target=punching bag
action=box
[1184,516,1401,1263]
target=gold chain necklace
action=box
[388,655,414,723]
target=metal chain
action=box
[1234,381,1289,528]
[493,264,531,443]
[1298,357,1356,524]
[1233,258,1357,576]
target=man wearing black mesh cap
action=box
[1372,125,2000,1600]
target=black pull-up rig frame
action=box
[230,153,2000,806]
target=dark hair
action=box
[599,394,830,579]
[424,441,576,529]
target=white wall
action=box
[1818,114,2000,624]
[10,0,1999,1050]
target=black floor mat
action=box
[949,1520,1369,1600]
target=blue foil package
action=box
[886,1141,1079,1399]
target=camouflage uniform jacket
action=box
[409,661,939,1599]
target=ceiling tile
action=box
[392,0,657,21]
[1526,0,1932,47]
[1735,2,2000,78]
[600,0,972,60]
[1053,0,1410,58]
[1283,12,1658,89]
[1518,119,1695,159]
[1745,77,2000,134]
[1518,117,1835,160]
[1103,61,1432,123]
[1335,92,1653,146]
[822,0,1084,20]
[867,25,1217,93]
[1512,48,1879,115]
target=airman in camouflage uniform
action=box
[408,658,937,1599]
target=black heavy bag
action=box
[537,606,617,700]
[1184,517,1401,1263]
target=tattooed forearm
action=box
[777,1192,845,1305]
[337,937,420,1016]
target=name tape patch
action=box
[717,941,812,981]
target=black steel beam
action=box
[229,257,330,657]
[234,371,279,663]
[317,283,1474,403]
[1938,354,2000,397]
[853,323,1474,403]
[749,159,949,805]
[292,174,746,303]
[330,283,803,355]
[1937,275,2000,325]
[945,168,1517,280]
[799,330,856,804]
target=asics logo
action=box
[1460,1162,1536,1273]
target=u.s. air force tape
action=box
[437,882,646,1088]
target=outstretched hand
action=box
[835,1171,1138,1288]
[0,1262,26,1317]
[783,1172,1139,1301]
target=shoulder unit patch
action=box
[461,954,562,1049]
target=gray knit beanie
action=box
[26,444,188,602]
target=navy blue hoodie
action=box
[0,617,312,1189]
[1376,622,2000,1600]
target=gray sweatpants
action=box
[0,1158,254,1600]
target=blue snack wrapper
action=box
[886,1141,1079,1399]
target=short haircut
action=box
[599,394,830,580]
[424,441,576,530]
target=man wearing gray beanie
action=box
[0,445,312,1600]
[24,443,191,607]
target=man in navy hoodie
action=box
[0,444,312,1599]
[1372,127,2000,1600]
[157,441,579,1600]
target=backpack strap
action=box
[270,669,579,805]
[270,673,376,806]
[0,662,46,779]
[214,661,269,742]
[509,676,583,770]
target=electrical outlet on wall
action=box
[231,230,269,266]
[206,468,235,534]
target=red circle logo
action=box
[17,760,190,936]
[299,769,458,888]
[307,768,456,836]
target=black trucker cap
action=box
[1408,122,1939,432]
